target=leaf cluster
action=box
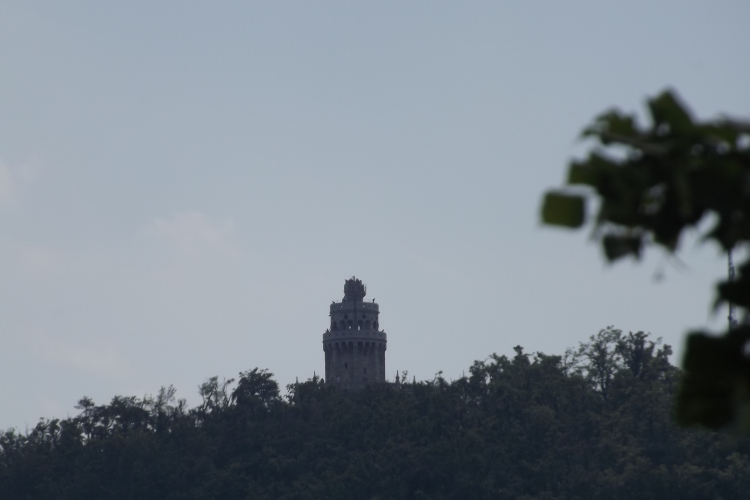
[540,90,750,429]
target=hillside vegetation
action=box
[2,328,748,500]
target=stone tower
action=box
[323,277,387,388]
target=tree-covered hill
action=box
[2,329,748,500]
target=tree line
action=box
[1,329,749,499]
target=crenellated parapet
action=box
[323,330,387,342]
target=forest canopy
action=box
[2,329,749,500]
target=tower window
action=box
[363,368,366,374]
[345,363,348,369]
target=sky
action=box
[1,1,749,429]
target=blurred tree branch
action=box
[540,89,750,430]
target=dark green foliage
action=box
[542,89,750,260]
[1,332,748,499]
[540,192,585,228]
[678,326,750,430]
[540,90,750,430]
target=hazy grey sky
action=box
[1,2,748,429]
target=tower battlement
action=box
[323,277,387,389]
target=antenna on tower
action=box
[729,249,738,329]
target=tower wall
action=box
[323,277,387,389]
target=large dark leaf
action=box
[677,328,750,429]
[540,192,585,228]
[582,110,639,140]
[648,91,694,135]
[602,235,641,261]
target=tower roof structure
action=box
[342,276,366,302]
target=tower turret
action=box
[323,277,387,389]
